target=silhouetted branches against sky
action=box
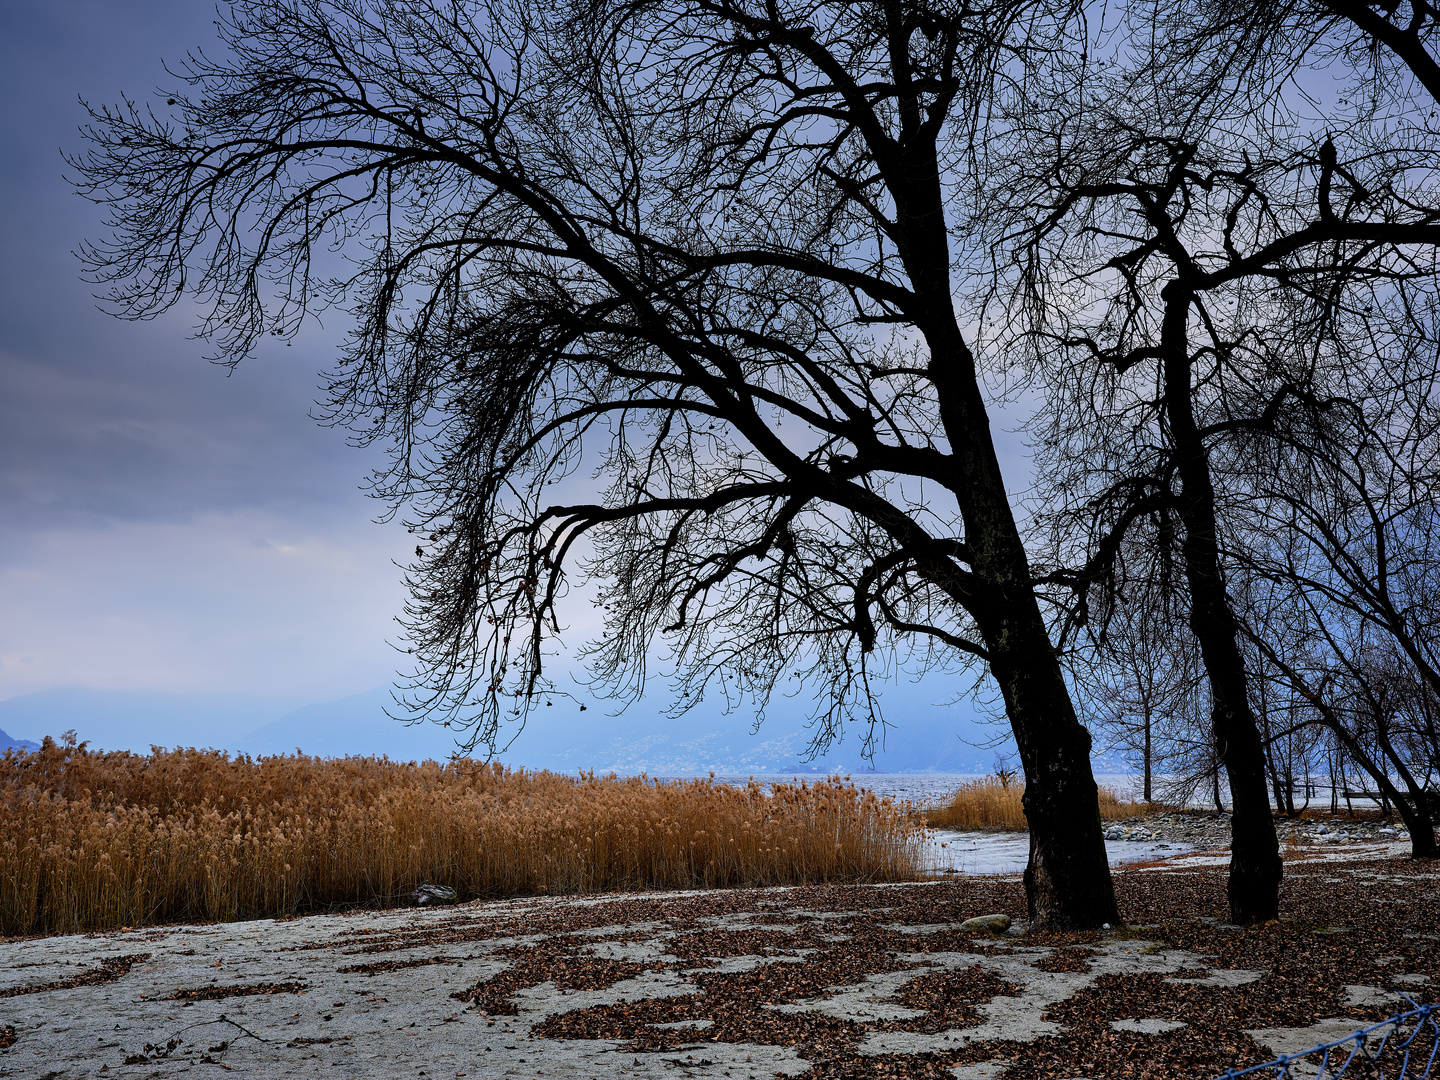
[72,0,1091,759]
[990,0,1440,638]
[985,0,1440,879]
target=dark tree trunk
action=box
[1161,291,1282,924]
[1265,738,1288,815]
[1143,707,1153,803]
[1329,719,1437,856]
[1326,748,1337,813]
[933,333,1120,928]
[1258,680,1294,817]
[1255,637,1440,859]
[895,154,1118,930]
[985,618,1120,929]
[1373,718,1439,858]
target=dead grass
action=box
[0,737,925,937]
[920,776,1149,831]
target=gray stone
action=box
[958,914,1012,935]
[412,883,458,905]
[1167,968,1264,988]
[950,1063,1012,1078]
[1110,1017,1187,1034]
[1342,984,1403,1006]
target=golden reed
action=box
[921,776,1148,831]
[0,736,925,936]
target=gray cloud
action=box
[0,1,379,531]
[0,1,412,711]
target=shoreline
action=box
[938,807,1418,847]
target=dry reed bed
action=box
[0,738,925,937]
[921,776,1148,831]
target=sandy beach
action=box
[0,839,1435,1079]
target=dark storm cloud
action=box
[0,1,413,711]
[0,0,371,534]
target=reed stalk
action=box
[920,776,1149,831]
[0,737,924,936]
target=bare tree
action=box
[1237,409,1440,856]
[985,0,1440,917]
[1075,566,1202,805]
[1091,614,1167,805]
[1246,615,1440,856]
[71,0,1122,927]
[1250,648,1326,820]
[1134,0,1440,863]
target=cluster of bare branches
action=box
[995,0,1440,874]
[73,0,1440,925]
[74,0,1124,928]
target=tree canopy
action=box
[75,0,1121,927]
[75,0,1440,925]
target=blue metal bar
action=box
[1212,1002,1438,1080]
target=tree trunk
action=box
[1259,674,1289,813]
[1161,290,1282,924]
[893,151,1119,929]
[1255,636,1440,859]
[1143,706,1153,803]
[1267,750,1287,817]
[1373,718,1439,858]
[987,624,1121,929]
[940,362,1120,928]
[1328,718,1437,856]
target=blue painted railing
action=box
[1214,1001,1438,1079]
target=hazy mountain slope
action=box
[235,688,460,761]
[0,688,296,754]
[2,683,1011,773]
[0,726,38,752]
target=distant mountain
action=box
[0,688,298,754]
[222,683,1003,773]
[235,688,462,761]
[0,726,39,753]
[519,710,997,776]
[0,681,1017,774]
[489,681,1005,775]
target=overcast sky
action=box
[0,1,1035,763]
[0,0,415,707]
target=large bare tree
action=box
[73,0,1120,927]
[991,0,1440,919]
[1238,395,1440,857]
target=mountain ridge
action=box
[0,684,1021,774]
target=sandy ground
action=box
[0,841,1435,1080]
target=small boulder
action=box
[958,913,1012,935]
[413,883,459,906]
